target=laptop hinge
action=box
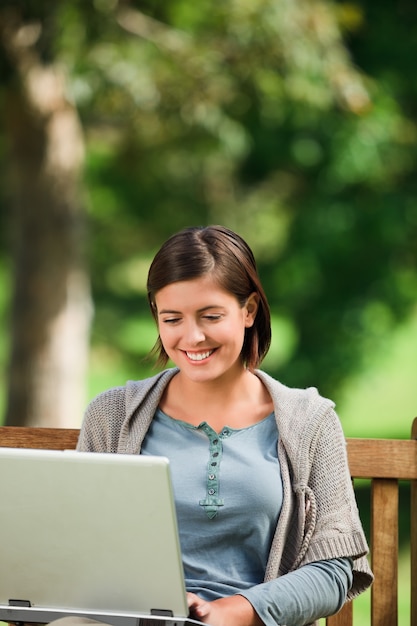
[150,609,174,617]
[8,600,32,608]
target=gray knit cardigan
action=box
[78,368,373,604]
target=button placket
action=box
[198,423,225,519]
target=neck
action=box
[160,367,272,432]
[178,365,252,402]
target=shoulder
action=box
[255,369,341,465]
[255,369,335,421]
[78,368,178,451]
[85,368,178,417]
[124,368,178,416]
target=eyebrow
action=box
[158,305,223,315]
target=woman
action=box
[79,225,373,626]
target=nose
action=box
[184,319,206,344]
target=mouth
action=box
[185,349,215,362]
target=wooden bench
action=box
[1,419,416,626]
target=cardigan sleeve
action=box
[298,406,373,598]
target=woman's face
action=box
[154,275,258,384]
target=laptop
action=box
[0,447,206,626]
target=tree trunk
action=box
[1,16,92,426]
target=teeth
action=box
[186,350,213,361]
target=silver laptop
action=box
[0,447,206,626]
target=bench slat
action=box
[0,426,79,450]
[371,479,399,626]
[346,438,417,480]
[411,418,417,626]
[1,429,416,478]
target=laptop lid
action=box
[0,447,202,625]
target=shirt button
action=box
[208,489,215,495]
[208,474,215,480]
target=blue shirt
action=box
[141,410,352,625]
[142,410,281,598]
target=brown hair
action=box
[147,225,271,370]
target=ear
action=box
[244,292,259,328]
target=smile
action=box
[185,350,214,361]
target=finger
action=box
[186,594,210,618]
[186,592,200,608]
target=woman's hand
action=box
[187,592,263,626]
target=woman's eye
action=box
[163,317,181,324]
[203,315,221,321]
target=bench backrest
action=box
[1,419,416,626]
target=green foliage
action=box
[1,0,416,402]
[338,311,417,439]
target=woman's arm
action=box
[188,557,352,626]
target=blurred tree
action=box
[0,4,91,426]
[0,0,416,425]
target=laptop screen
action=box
[0,447,190,620]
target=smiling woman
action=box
[70,225,373,626]
[146,225,271,373]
